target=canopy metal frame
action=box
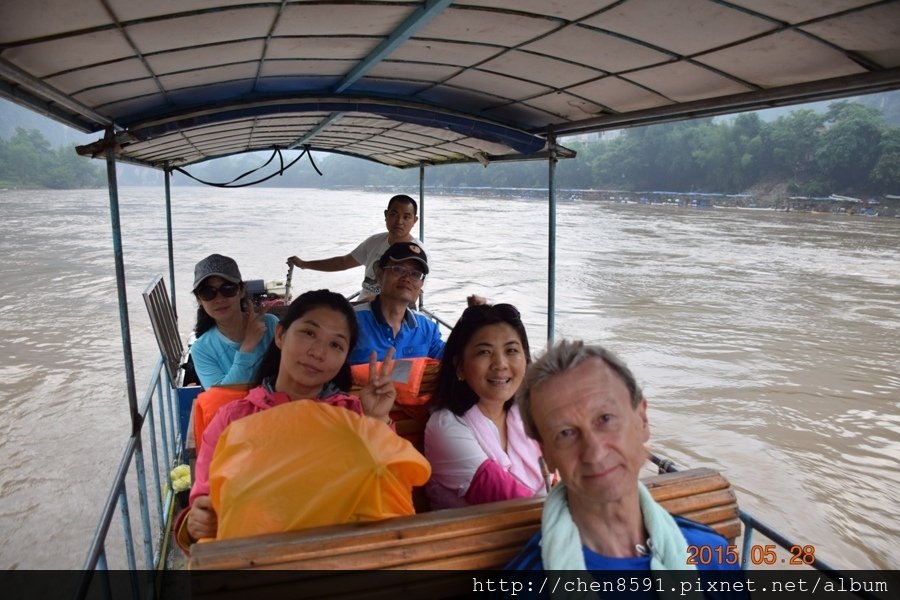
[3,1,898,170]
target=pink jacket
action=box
[424,404,545,509]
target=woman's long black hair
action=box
[429,304,531,417]
[254,289,359,391]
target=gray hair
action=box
[516,340,644,442]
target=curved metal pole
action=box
[547,135,558,346]
[105,127,141,434]
[164,168,176,319]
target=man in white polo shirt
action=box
[287,194,423,302]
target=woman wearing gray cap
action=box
[190,254,278,389]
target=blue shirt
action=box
[349,297,444,364]
[505,517,746,599]
[190,313,279,389]
[507,515,741,571]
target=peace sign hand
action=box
[359,347,396,423]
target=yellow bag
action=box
[209,400,431,540]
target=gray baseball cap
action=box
[193,254,242,291]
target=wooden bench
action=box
[189,466,740,571]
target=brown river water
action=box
[0,187,897,569]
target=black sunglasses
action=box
[195,282,240,301]
[461,303,521,322]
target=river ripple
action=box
[0,188,897,568]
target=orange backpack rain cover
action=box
[193,385,251,454]
[209,400,431,540]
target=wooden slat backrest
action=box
[141,275,182,384]
[645,469,742,542]
[189,467,740,571]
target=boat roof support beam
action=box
[396,147,574,169]
[549,69,900,137]
[418,162,426,312]
[0,57,112,130]
[547,135,558,346]
[286,112,344,149]
[104,126,142,435]
[418,163,426,245]
[164,168,177,319]
[334,0,454,94]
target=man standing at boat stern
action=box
[348,242,444,364]
[287,194,424,302]
[506,340,743,595]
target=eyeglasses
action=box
[384,209,415,222]
[461,303,521,322]
[195,282,240,301]
[383,265,426,281]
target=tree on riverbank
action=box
[557,100,899,198]
[0,128,104,188]
[1,95,897,196]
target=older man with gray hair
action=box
[507,340,738,573]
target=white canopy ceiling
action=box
[1,0,898,168]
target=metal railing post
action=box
[119,492,137,576]
[97,554,112,600]
[156,372,172,474]
[145,397,165,535]
[165,380,180,457]
[134,437,155,571]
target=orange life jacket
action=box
[350,357,439,407]
[192,385,251,454]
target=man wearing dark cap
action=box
[348,242,443,364]
[287,194,424,302]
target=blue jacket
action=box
[349,297,444,364]
[191,313,278,389]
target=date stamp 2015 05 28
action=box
[687,544,817,566]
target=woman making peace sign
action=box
[176,289,398,550]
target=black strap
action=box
[172,146,322,187]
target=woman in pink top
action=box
[424,303,546,509]
[175,289,396,551]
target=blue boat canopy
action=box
[1,0,898,169]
